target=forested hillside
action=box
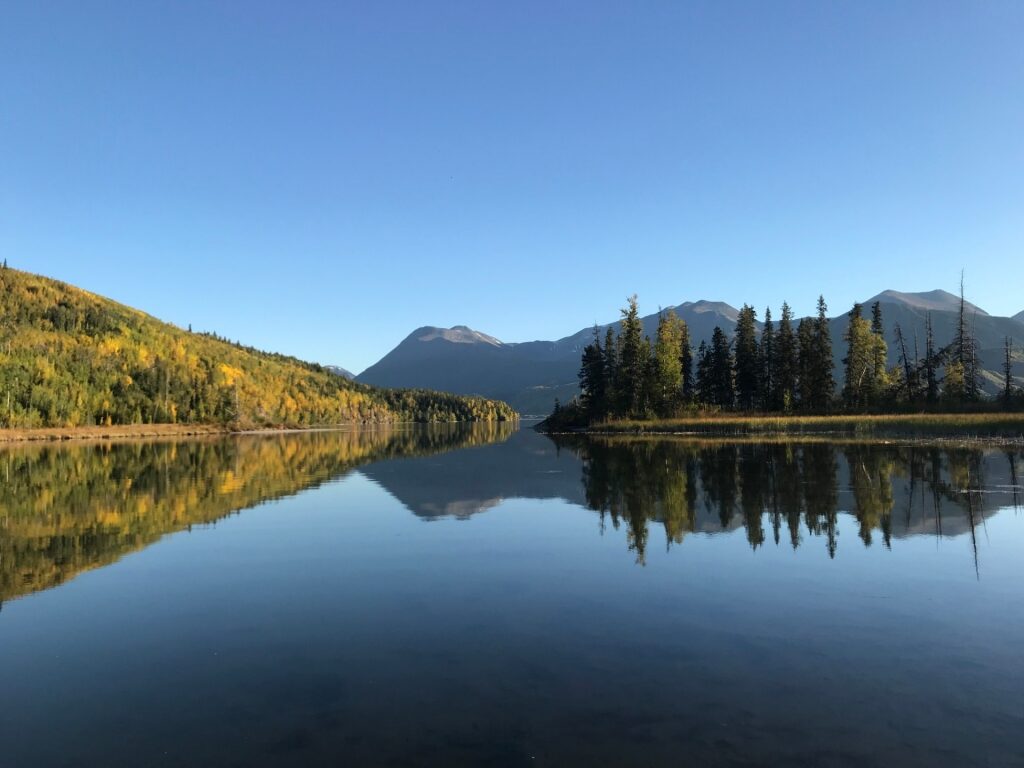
[0,267,516,428]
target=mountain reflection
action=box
[556,437,1022,565]
[0,424,514,603]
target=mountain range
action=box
[357,290,1024,413]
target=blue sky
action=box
[2,1,1022,373]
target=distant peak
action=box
[674,300,741,319]
[411,326,503,346]
[867,289,988,316]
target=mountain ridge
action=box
[357,289,1024,412]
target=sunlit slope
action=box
[0,268,516,428]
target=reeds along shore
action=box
[543,412,1024,440]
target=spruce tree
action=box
[710,326,735,408]
[760,307,774,411]
[696,340,713,405]
[615,295,646,417]
[797,317,815,410]
[954,274,980,402]
[679,318,693,402]
[603,326,618,413]
[773,302,798,412]
[924,312,938,403]
[1004,337,1015,408]
[868,301,889,403]
[809,296,835,411]
[733,305,760,410]
[578,327,607,421]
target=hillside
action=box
[0,268,516,428]
[359,290,1024,412]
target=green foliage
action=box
[0,269,516,428]
[651,310,684,416]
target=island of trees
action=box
[548,291,1023,429]
[0,267,517,429]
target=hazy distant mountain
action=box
[1015,310,1024,323]
[359,289,1024,413]
[865,289,987,316]
[358,301,743,414]
[324,365,355,379]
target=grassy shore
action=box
[0,423,238,443]
[545,412,1024,440]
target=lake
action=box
[1,425,1022,767]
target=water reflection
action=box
[0,423,513,603]
[1,427,1021,604]
[554,437,1023,565]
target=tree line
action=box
[559,290,1021,425]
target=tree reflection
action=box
[559,436,1021,566]
[0,424,513,602]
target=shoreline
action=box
[0,421,512,444]
[538,412,1024,445]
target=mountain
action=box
[836,290,1024,394]
[325,365,355,379]
[358,301,743,414]
[865,289,987,316]
[360,290,1024,411]
[1015,310,1024,323]
[0,268,516,428]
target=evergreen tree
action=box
[797,317,815,409]
[679,318,694,402]
[733,305,760,410]
[603,326,618,413]
[954,274,980,402]
[578,327,607,421]
[696,340,713,405]
[805,295,835,411]
[867,302,888,399]
[773,302,798,412]
[893,322,919,404]
[709,326,735,408]
[652,310,684,416]
[924,312,939,403]
[760,307,774,411]
[1004,337,1015,408]
[615,295,646,417]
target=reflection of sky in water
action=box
[1,431,1022,767]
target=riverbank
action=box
[539,412,1024,441]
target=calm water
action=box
[1,426,1022,767]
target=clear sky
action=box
[2,1,1022,373]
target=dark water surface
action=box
[1,426,1022,767]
